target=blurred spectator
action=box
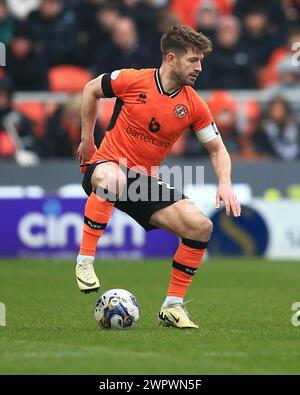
[0,78,39,164]
[7,0,41,20]
[283,0,300,27]
[72,0,98,32]
[205,0,233,15]
[151,0,169,6]
[253,96,300,161]
[185,91,242,158]
[41,94,104,158]
[28,0,79,67]
[172,0,233,29]
[263,54,300,122]
[196,15,257,89]
[148,7,179,68]
[0,0,15,45]
[207,91,241,156]
[239,6,284,69]
[90,3,121,59]
[234,0,288,36]
[120,0,158,48]
[73,2,120,67]
[92,17,151,75]
[6,23,49,91]
[195,2,219,44]
[271,55,300,89]
[261,27,300,87]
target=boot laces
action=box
[77,260,95,281]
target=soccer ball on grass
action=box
[95,288,139,329]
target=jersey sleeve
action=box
[190,91,214,132]
[101,69,137,99]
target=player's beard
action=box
[185,76,196,86]
[173,69,198,87]
[173,71,196,87]
[185,72,199,86]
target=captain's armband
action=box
[195,122,219,143]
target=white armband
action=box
[195,122,219,143]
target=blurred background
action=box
[0,0,300,260]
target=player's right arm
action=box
[77,75,106,165]
[78,69,138,165]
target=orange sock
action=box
[167,239,208,298]
[79,192,114,256]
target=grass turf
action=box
[0,258,299,374]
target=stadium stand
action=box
[0,0,299,161]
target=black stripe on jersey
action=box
[182,238,208,249]
[154,69,164,94]
[101,73,115,98]
[106,98,124,131]
[84,216,107,230]
[172,260,197,276]
[154,69,182,98]
[169,89,182,98]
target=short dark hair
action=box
[160,25,212,58]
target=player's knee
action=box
[202,218,213,240]
[94,169,126,198]
[105,170,126,194]
[186,217,213,242]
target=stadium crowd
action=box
[0,0,300,164]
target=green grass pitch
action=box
[0,258,299,374]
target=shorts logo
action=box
[174,104,188,119]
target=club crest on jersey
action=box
[174,104,188,119]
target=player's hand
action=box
[216,182,241,217]
[77,138,97,165]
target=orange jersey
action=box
[91,68,213,175]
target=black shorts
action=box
[82,161,187,231]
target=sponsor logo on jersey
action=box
[174,104,188,119]
[137,92,147,103]
[126,126,170,148]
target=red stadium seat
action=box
[207,90,237,117]
[207,91,260,136]
[13,101,46,137]
[48,65,92,93]
[172,0,233,28]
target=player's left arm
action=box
[202,135,241,217]
[190,91,240,216]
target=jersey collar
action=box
[154,69,182,98]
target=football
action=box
[95,288,140,329]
